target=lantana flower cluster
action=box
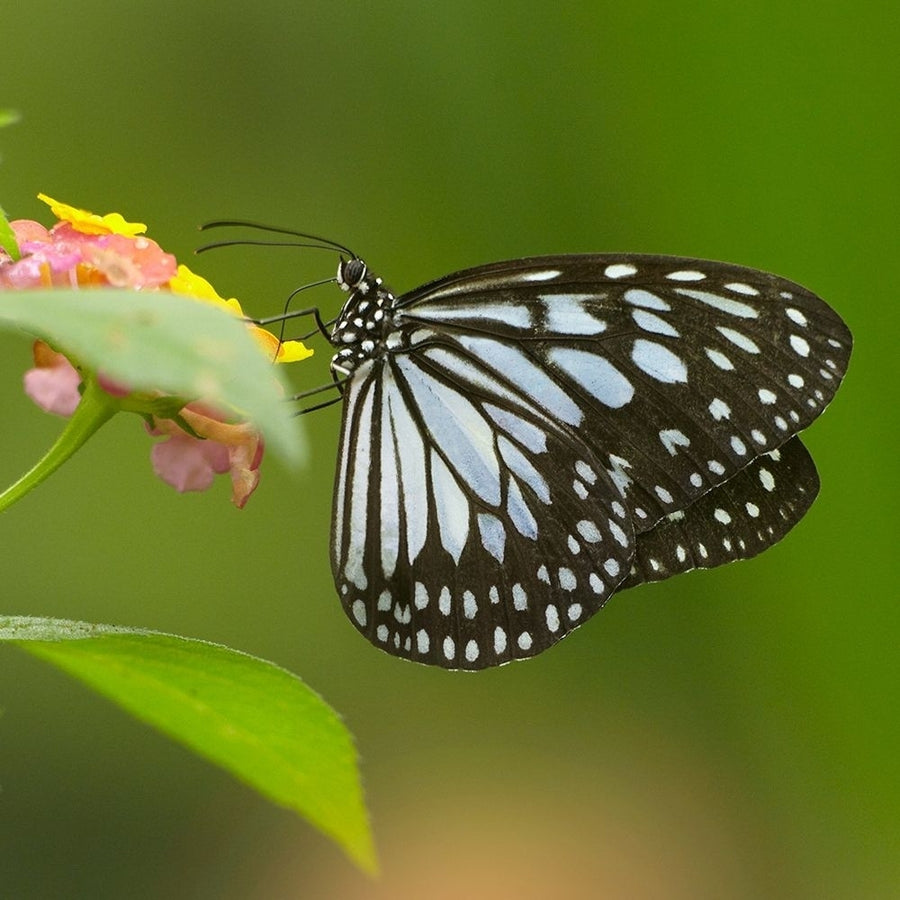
[0,194,311,507]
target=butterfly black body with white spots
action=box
[326,254,851,669]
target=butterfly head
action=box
[337,257,368,292]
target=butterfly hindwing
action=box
[620,435,820,588]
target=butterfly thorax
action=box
[330,257,397,376]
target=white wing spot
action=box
[785,308,808,326]
[624,288,670,311]
[788,373,805,388]
[698,542,709,559]
[577,519,602,542]
[667,509,685,522]
[632,339,688,383]
[513,583,528,610]
[759,468,776,491]
[714,508,732,525]
[676,545,687,563]
[376,624,389,643]
[517,632,533,651]
[589,573,605,594]
[463,590,478,619]
[604,558,620,577]
[678,288,758,318]
[485,404,548,454]
[632,309,680,337]
[416,629,429,654]
[731,435,747,456]
[443,636,455,660]
[537,565,551,584]
[716,326,760,354]
[575,460,598,484]
[494,627,508,654]
[724,282,759,296]
[522,268,562,281]
[723,538,733,551]
[439,586,452,615]
[745,502,760,517]
[665,269,706,281]
[543,294,608,335]
[705,347,735,370]
[352,599,367,627]
[609,520,629,547]
[649,558,661,572]
[489,585,500,604]
[708,459,726,475]
[709,398,731,421]
[573,479,589,500]
[759,388,777,404]
[415,582,429,609]
[775,416,788,431]
[790,334,810,357]
[751,429,766,444]
[558,567,577,591]
[605,263,637,279]
[612,500,627,519]
[545,605,560,633]
[568,603,584,621]
[549,348,635,408]
[660,428,691,455]
[567,534,581,554]
[690,472,703,487]
[377,590,392,611]
[465,639,479,663]
[477,513,506,563]
[655,485,674,504]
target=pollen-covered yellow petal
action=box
[37,193,147,237]
[168,264,243,315]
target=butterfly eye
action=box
[338,258,367,291]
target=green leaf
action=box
[0,208,19,260]
[0,109,21,127]
[0,616,376,874]
[0,289,305,464]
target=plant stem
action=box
[0,379,118,513]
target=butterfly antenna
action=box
[199,220,357,258]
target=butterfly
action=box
[202,228,852,670]
[321,251,852,670]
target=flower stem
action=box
[0,379,118,513]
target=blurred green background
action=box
[2,2,897,898]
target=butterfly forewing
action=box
[329,253,851,668]
[397,255,851,532]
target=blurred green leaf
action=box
[0,208,18,260]
[0,109,21,127]
[0,289,306,464]
[0,616,376,874]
